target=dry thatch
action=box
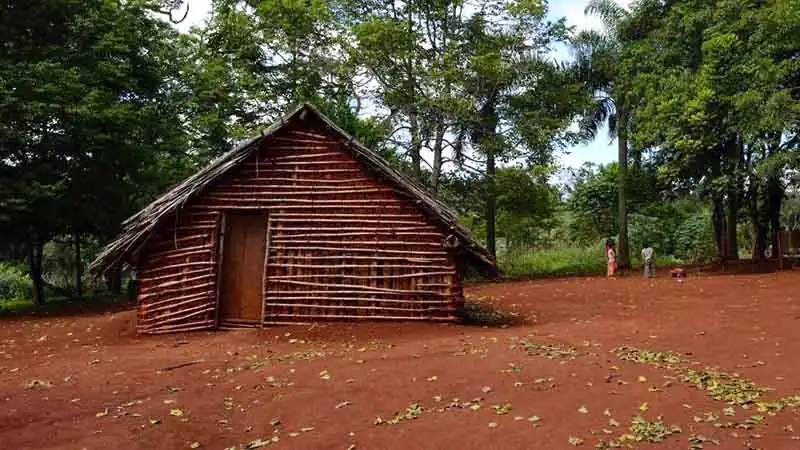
[89,103,500,278]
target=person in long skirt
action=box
[606,239,617,277]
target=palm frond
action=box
[585,0,627,35]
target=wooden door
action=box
[219,213,267,325]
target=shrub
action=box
[0,262,33,302]
[499,245,606,278]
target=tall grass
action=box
[498,245,685,279]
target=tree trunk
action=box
[767,177,783,258]
[429,121,445,191]
[616,115,631,269]
[750,181,767,260]
[712,191,726,259]
[485,146,496,258]
[73,230,83,300]
[105,266,122,295]
[725,188,739,260]
[27,234,45,305]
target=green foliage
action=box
[672,211,715,264]
[498,245,607,278]
[0,263,33,302]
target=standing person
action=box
[642,245,655,278]
[606,239,617,277]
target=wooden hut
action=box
[89,104,500,334]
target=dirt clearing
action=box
[1,272,799,449]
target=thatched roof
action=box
[89,103,500,278]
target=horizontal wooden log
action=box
[174,224,217,232]
[268,246,447,256]
[274,231,442,239]
[210,188,390,197]
[147,233,210,248]
[139,273,215,292]
[232,177,374,185]
[264,313,455,321]
[141,320,216,334]
[265,296,452,305]
[141,303,215,325]
[275,227,436,233]
[272,218,428,226]
[141,291,215,314]
[144,245,213,261]
[265,303,455,313]
[259,147,334,153]
[268,279,445,295]
[192,204,406,211]
[202,197,402,205]
[286,130,331,140]
[138,282,215,300]
[238,168,363,174]
[271,263,454,270]
[140,267,214,284]
[244,160,356,167]
[223,184,373,191]
[267,255,449,263]
[416,283,450,287]
[272,240,442,247]
[140,261,214,275]
[268,271,455,281]
[259,289,442,297]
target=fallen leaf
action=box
[335,401,352,409]
[190,442,200,449]
[639,402,649,412]
[578,405,589,414]
[319,370,332,381]
[170,409,184,417]
[638,376,648,383]
[488,422,498,428]
[568,436,585,446]
[96,409,109,418]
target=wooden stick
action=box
[287,130,330,140]
[173,225,217,232]
[269,271,455,280]
[272,136,329,144]
[157,359,206,371]
[210,188,390,197]
[141,319,215,333]
[272,239,442,247]
[263,303,454,313]
[260,289,442,297]
[223,184,370,191]
[276,227,436,233]
[139,267,213,284]
[271,212,423,218]
[265,296,452,305]
[274,232,442,239]
[271,218,427,225]
[202,197,402,205]
[138,282,214,300]
[268,279,445,294]
[139,261,213,276]
[193,205,407,211]
[141,291,214,313]
[268,246,447,256]
[144,245,212,261]
[144,324,214,335]
[232,177,373,184]
[244,160,356,167]
[237,168,362,174]
[140,273,214,291]
[141,303,215,325]
[264,313,455,321]
[268,255,449,262]
[272,263,454,270]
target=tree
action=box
[571,0,635,269]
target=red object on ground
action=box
[671,267,686,278]
[1,272,799,449]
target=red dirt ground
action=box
[1,272,799,450]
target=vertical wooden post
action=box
[261,214,272,328]
[213,212,227,329]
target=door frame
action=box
[213,212,226,329]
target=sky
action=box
[170,0,630,169]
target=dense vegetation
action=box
[1,0,798,304]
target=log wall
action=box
[135,122,463,332]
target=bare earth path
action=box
[1,272,799,449]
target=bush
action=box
[499,245,607,278]
[673,211,715,264]
[0,262,33,302]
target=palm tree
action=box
[571,0,632,269]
